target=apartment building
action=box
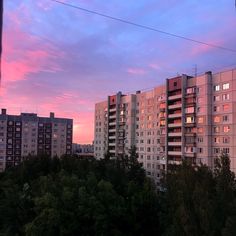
[0,109,73,172]
[94,68,236,183]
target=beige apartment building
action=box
[0,109,73,172]
[94,68,236,184]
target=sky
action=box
[1,0,236,144]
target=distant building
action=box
[94,68,236,184]
[0,109,73,171]
[72,143,94,158]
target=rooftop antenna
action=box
[193,64,198,77]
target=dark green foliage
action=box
[0,153,159,235]
[160,153,236,236]
[2,151,236,235]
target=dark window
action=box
[174,82,177,86]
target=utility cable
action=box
[51,0,236,53]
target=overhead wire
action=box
[51,0,236,53]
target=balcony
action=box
[168,132,182,137]
[168,160,182,165]
[109,122,116,126]
[168,142,182,146]
[168,103,182,110]
[168,113,182,119]
[185,152,196,158]
[109,108,116,113]
[168,123,182,128]
[109,149,115,153]
[109,129,116,133]
[109,115,116,119]
[168,94,182,101]
[109,136,116,139]
[168,151,182,156]
[108,143,116,146]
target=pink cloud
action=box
[127,67,147,75]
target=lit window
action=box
[214,85,220,91]
[223,83,230,90]
[186,87,195,94]
[186,116,195,123]
[223,126,230,133]
[213,116,220,123]
[223,104,229,111]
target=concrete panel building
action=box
[0,109,73,171]
[94,68,236,184]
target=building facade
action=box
[94,69,236,184]
[0,109,73,171]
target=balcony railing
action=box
[168,151,182,156]
[168,132,182,137]
[168,94,182,101]
[168,142,182,146]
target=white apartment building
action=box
[95,69,236,184]
[0,109,73,172]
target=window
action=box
[223,137,230,143]
[213,126,220,133]
[214,106,220,112]
[197,97,203,103]
[223,104,230,111]
[198,137,203,142]
[214,137,220,143]
[186,87,195,94]
[223,115,229,122]
[198,117,204,123]
[198,127,203,133]
[214,148,220,154]
[198,148,203,153]
[223,83,229,90]
[213,116,220,123]
[222,94,230,100]
[214,85,220,91]
[186,116,195,123]
[223,126,230,133]
[174,81,177,86]
[222,148,230,154]
[185,107,195,114]
[214,95,220,102]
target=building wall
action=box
[0,110,73,171]
[94,68,236,183]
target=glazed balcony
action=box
[168,132,182,137]
[168,142,182,146]
[168,123,182,128]
[168,94,182,101]
[168,151,182,156]
[168,103,182,110]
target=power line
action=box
[51,0,236,53]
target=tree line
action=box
[0,149,236,235]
